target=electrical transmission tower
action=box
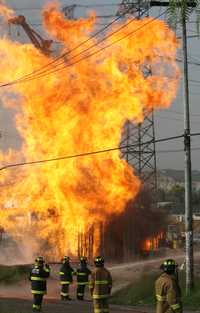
[118,0,157,194]
[62,2,157,193]
[62,5,76,19]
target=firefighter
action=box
[59,256,74,300]
[76,256,91,300]
[90,256,112,313]
[30,256,50,312]
[155,259,182,313]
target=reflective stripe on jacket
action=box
[90,267,112,300]
[76,266,91,285]
[59,263,74,284]
[155,272,182,313]
[30,265,50,294]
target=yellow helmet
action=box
[160,259,177,273]
[62,256,70,263]
[94,256,104,267]
[35,256,44,266]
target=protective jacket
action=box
[76,265,91,285]
[30,264,50,295]
[90,267,112,299]
[59,263,74,284]
[155,272,182,313]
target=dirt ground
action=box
[1,251,200,313]
[0,253,180,300]
[0,298,149,313]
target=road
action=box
[0,298,148,313]
[1,251,199,313]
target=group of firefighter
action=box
[30,255,182,313]
[30,255,112,312]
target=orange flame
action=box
[143,232,164,252]
[0,1,14,20]
[0,3,179,259]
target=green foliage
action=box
[167,0,200,31]
[111,271,200,309]
[0,265,30,284]
[168,0,179,29]
[157,185,200,205]
[195,2,200,34]
[111,272,157,306]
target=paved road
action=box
[0,298,147,313]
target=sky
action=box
[1,0,200,170]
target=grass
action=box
[0,265,31,284]
[111,271,200,309]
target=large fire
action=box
[0,1,179,260]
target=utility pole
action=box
[132,0,195,292]
[182,9,193,293]
[155,0,195,295]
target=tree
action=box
[169,184,185,203]
[168,0,200,30]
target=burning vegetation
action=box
[0,1,179,260]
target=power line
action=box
[1,131,200,172]
[159,109,200,117]
[13,7,149,83]
[0,134,184,171]
[155,114,200,124]
[189,79,200,84]
[177,58,200,67]
[12,4,121,10]
[157,147,200,153]
[0,10,167,88]
[0,5,137,86]
[191,132,200,137]
[188,60,200,66]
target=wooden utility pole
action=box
[182,8,194,293]
[142,0,196,293]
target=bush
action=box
[0,265,31,284]
[111,271,200,309]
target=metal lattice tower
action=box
[118,0,157,194]
[61,1,157,193]
[116,0,150,17]
[62,5,77,20]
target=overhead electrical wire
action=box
[19,12,149,80]
[1,4,136,86]
[157,147,200,153]
[0,9,167,88]
[5,9,199,86]
[2,131,200,171]
[155,114,200,124]
[0,8,199,169]
[1,132,200,170]
[13,4,121,11]
[166,109,200,117]
[0,133,184,171]
[1,7,149,86]
[189,79,200,84]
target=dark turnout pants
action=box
[61,283,70,299]
[32,294,43,311]
[77,284,86,300]
[93,298,109,313]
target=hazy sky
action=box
[1,0,200,170]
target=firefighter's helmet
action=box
[62,256,70,263]
[35,256,44,266]
[80,256,87,264]
[94,256,104,267]
[160,259,177,274]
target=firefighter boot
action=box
[32,304,41,312]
